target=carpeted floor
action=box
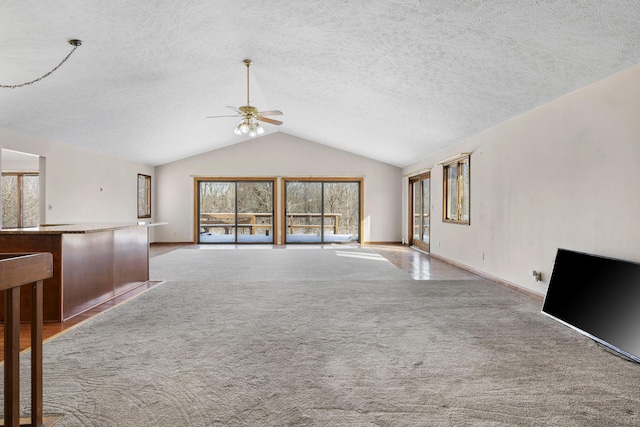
[5,247,640,426]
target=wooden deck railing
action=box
[199,213,342,235]
[200,213,273,235]
[285,213,341,234]
[0,253,56,427]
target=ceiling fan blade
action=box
[258,116,283,126]
[206,114,241,118]
[226,106,241,113]
[257,110,283,116]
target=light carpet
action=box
[4,247,640,426]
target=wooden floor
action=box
[1,243,477,362]
[369,244,481,280]
[0,245,175,362]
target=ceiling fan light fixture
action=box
[206,59,284,136]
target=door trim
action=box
[408,172,430,253]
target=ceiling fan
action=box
[207,59,283,137]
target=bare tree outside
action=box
[198,180,274,243]
[137,174,151,218]
[2,173,39,228]
[285,181,322,238]
[196,179,359,244]
[323,182,359,239]
[200,182,235,215]
[285,180,360,243]
[2,175,19,227]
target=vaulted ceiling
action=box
[1,1,639,167]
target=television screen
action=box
[542,248,640,363]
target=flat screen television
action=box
[542,248,640,363]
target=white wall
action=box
[1,149,39,172]
[403,65,640,295]
[0,128,154,227]
[154,132,402,243]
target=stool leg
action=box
[4,287,21,427]
[31,280,44,427]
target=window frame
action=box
[281,177,363,244]
[193,177,276,244]
[137,174,151,219]
[442,154,470,225]
[409,171,430,252]
[2,172,40,228]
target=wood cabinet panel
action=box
[0,225,149,321]
[0,234,62,321]
[61,232,115,319]
[114,226,148,295]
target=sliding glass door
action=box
[284,179,361,244]
[409,172,430,252]
[197,179,274,243]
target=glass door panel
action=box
[323,182,359,243]
[413,182,420,243]
[409,173,430,252]
[199,181,236,243]
[285,181,322,243]
[237,181,274,243]
[421,176,430,245]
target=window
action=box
[2,172,39,228]
[443,155,470,224]
[137,174,151,218]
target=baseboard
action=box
[151,241,192,245]
[429,253,545,301]
[362,241,404,246]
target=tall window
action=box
[137,174,151,218]
[283,179,361,244]
[2,173,39,228]
[443,155,470,224]
[196,178,275,244]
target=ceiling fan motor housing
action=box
[239,105,258,115]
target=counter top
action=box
[0,222,164,235]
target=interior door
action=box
[409,172,430,252]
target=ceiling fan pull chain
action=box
[0,40,82,89]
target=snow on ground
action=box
[198,233,357,244]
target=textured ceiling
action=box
[1,1,639,167]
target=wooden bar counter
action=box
[0,223,150,322]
